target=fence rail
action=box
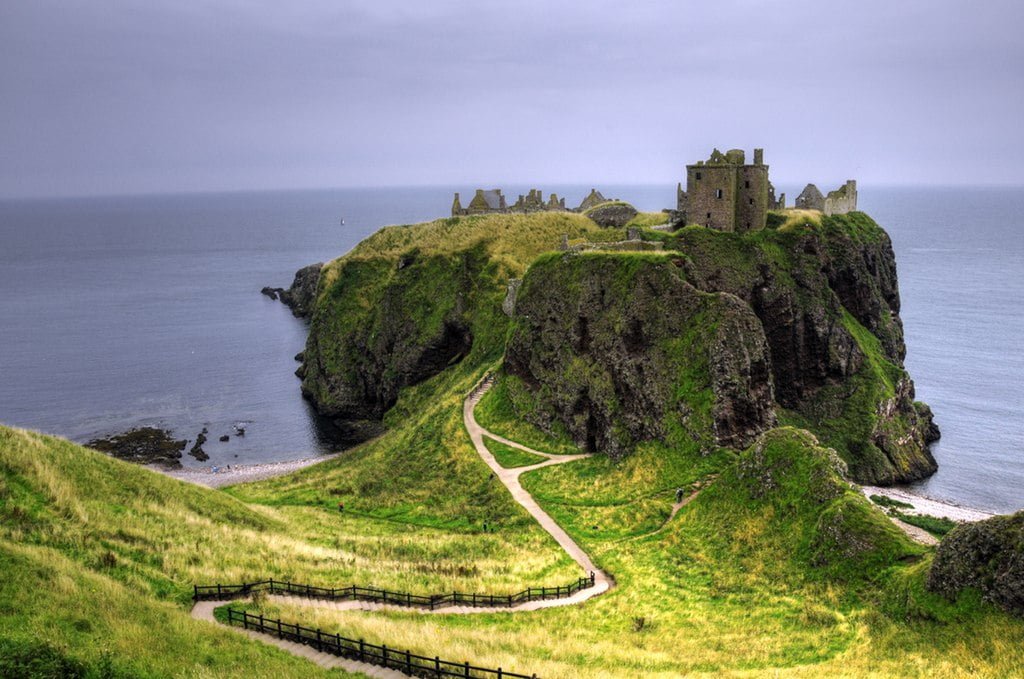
[194,573,595,610]
[226,607,534,678]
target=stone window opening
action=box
[749,198,754,205]
[695,172,702,180]
[716,189,723,199]
[745,180,750,188]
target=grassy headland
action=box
[3,210,1022,677]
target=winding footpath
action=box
[462,376,613,604]
[189,374,621,675]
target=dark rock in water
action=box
[189,430,209,461]
[219,434,229,442]
[294,351,305,362]
[86,427,186,467]
[264,263,324,318]
[234,425,246,436]
[928,511,1024,617]
[584,202,639,228]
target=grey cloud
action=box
[1,0,1022,197]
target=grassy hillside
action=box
[230,428,1024,678]
[0,422,577,676]
[4,210,1023,677]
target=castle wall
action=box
[687,163,739,231]
[685,148,768,232]
[736,165,769,232]
[823,180,857,215]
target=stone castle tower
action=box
[680,148,771,232]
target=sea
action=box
[0,185,1021,513]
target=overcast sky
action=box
[2,1,1023,198]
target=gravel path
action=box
[190,600,405,678]
[188,374,613,676]
[463,376,612,599]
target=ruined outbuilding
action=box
[795,180,858,215]
[452,187,612,217]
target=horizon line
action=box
[4,181,1024,203]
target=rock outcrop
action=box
[262,262,324,318]
[666,213,937,484]
[504,253,776,456]
[299,252,480,438]
[296,210,936,486]
[585,202,638,228]
[928,511,1024,617]
[86,428,186,466]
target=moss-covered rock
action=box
[703,427,921,580]
[298,209,937,486]
[504,252,776,456]
[928,511,1024,617]
[584,201,639,228]
[666,214,937,484]
[298,212,609,438]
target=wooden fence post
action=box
[464,660,470,677]
[406,649,412,672]
[435,656,441,676]
[359,639,365,661]
[382,644,388,668]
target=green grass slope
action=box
[4,211,1022,677]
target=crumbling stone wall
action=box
[452,187,605,217]
[795,184,825,210]
[824,180,858,215]
[795,181,857,214]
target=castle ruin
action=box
[675,148,783,233]
[675,148,857,231]
[795,180,858,215]
[452,187,608,217]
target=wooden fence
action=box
[194,572,595,610]
[226,607,535,678]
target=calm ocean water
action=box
[1,185,1021,512]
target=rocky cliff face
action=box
[262,262,324,318]
[503,213,937,485]
[299,251,483,438]
[504,254,776,456]
[296,210,937,485]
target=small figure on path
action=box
[338,502,344,512]
[675,487,684,503]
